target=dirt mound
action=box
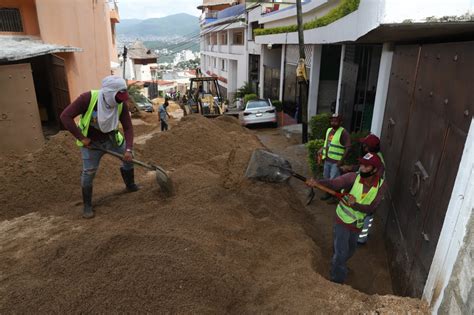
[137,115,261,169]
[0,132,132,220]
[0,115,428,313]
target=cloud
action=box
[117,0,202,19]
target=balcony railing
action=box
[205,10,219,19]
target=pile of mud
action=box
[137,115,259,170]
[0,115,428,313]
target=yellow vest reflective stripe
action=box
[336,174,384,229]
[322,127,345,161]
[75,90,124,147]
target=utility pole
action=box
[296,0,308,143]
[122,46,128,80]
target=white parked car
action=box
[240,99,278,127]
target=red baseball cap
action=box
[359,134,380,150]
[359,152,382,169]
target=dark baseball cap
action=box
[359,134,380,150]
[359,152,382,169]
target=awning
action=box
[0,37,82,62]
[201,16,245,35]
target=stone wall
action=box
[438,214,474,314]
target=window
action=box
[233,31,244,45]
[220,32,227,45]
[0,8,23,32]
[248,22,261,41]
[221,59,227,72]
[211,33,217,45]
[213,57,217,68]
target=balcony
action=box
[109,1,120,23]
[230,44,244,55]
[200,10,218,25]
[205,10,218,19]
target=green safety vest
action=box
[322,127,345,161]
[377,152,385,166]
[336,174,384,229]
[75,90,124,147]
[377,152,385,179]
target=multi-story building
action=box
[0,0,121,154]
[251,0,474,312]
[198,0,248,101]
[125,41,159,81]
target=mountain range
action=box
[116,13,200,38]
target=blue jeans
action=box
[323,160,341,180]
[80,139,133,187]
[330,223,359,283]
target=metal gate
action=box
[381,41,474,297]
[49,54,70,128]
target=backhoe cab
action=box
[187,77,226,118]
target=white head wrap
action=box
[97,76,127,133]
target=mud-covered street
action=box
[0,111,427,313]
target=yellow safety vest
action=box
[322,127,345,161]
[336,174,384,229]
[75,90,124,147]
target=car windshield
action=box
[246,100,270,109]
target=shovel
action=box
[92,146,174,197]
[245,149,350,204]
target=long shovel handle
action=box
[91,146,156,171]
[290,172,340,197]
[270,164,345,198]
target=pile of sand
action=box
[0,115,428,313]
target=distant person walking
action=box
[159,99,171,131]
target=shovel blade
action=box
[245,149,293,183]
[152,166,174,197]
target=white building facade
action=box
[199,1,256,101]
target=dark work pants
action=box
[330,223,359,284]
[160,119,168,131]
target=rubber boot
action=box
[120,168,139,192]
[82,186,94,219]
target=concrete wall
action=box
[0,0,40,36]
[423,119,474,314]
[35,0,115,99]
[370,43,393,136]
[255,0,474,45]
[260,0,338,29]
[438,214,474,315]
[262,46,281,68]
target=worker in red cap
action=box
[318,113,351,203]
[305,152,386,284]
[340,133,385,244]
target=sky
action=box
[117,0,202,20]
